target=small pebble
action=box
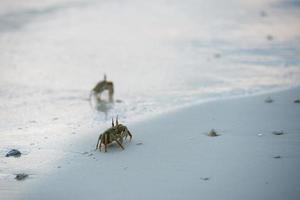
[294,99,300,103]
[200,177,210,181]
[265,96,274,103]
[266,35,274,41]
[260,11,267,17]
[214,53,221,58]
[5,149,21,157]
[272,131,284,135]
[273,156,281,159]
[15,173,28,181]
[136,142,143,146]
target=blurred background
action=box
[0,0,300,129]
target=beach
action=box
[2,87,298,200]
[1,0,300,199]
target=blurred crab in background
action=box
[90,74,114,103]
[96,116,132,152]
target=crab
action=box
[96,117,132,152]
[90,74,114,102]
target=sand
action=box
[1,87,298,200]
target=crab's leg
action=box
[127,129,133,140]
[119,136,123,144]
[122,130,128,140]
[99,137,103,152]
[104,134,108,152]
[96,134,102,150]
[115,140,125,150]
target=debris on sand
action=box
[207,129,219,137]
[136,142,143,146]
[15,173,28,181]
[272,131,285,135]
[5,149,21,157]
[273,156,281,159]
[265,96,274,103]
[266,35,274,41]
[214,53,221,59]
[200,177,210,181]
[260,10,267,17]
[294,99,300,103]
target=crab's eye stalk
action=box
[112,118,114,127]
[116,115,119,126]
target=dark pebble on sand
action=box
[294,99,300,103]
[15,173,28,181]
[5,149,21,157]
[214,53,221,58]
[266,35,274,41]
[260,11,267,17]
[136,142,143,145]
[265,96,274,103]
[273,156,281,159]
[201,177,210,181]
[272,131,284,135]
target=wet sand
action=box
[1,87,298,200]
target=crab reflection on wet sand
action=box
[96,117,132,152]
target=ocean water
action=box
[0,0,300,183]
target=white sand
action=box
[1,0,300,199]
[3,87,297,200]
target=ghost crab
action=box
[90,74,114,103]
[96,116,132,152]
